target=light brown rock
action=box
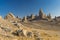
[31,14,35,20]
[39,8,47,19]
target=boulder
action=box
[47,13,51,19]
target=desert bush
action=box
[14,23,19,28]
[27,32,32,37]
[12,30,24,36]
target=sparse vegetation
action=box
[0,12,60,40]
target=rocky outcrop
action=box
[47,13,52,21]
[4,12,15,19]
[31,14,35,20]
[39,8,47,19]
[21,8,52,21]
[0,8,60,40]
[47,13,51,19]
[54,16,60,22]
[22,16,28,22]
[26,14,35,21]
[54,16,57,21]
[4,12,21,23]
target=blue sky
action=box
[0,0,60,18]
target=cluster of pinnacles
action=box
[22,8,52,22]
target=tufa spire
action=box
[39,8,47,19]
[22,16,28,22]
[39,8,44,18]
[54,16,57,21]
[31,14,35,20]
[47,13,51,19]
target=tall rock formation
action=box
[39,8,47,19]
[31,14,35,20]
[47,13,52,21]
[54,16,60,21]
[54,16,57,21]
[22,16,28,22]
[47,13,51,19]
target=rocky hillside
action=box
[0,10,60,40]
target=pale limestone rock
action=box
[39,8,47,19]
[22,16,28,22]
[31,14,35,20]
[47,13,52,21]
[4,12,15,19]
[47,13,51,19]
[4,12,21,23]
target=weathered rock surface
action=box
[0,10,60,40]
[39,8,47,19]
[4,12,21,23]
